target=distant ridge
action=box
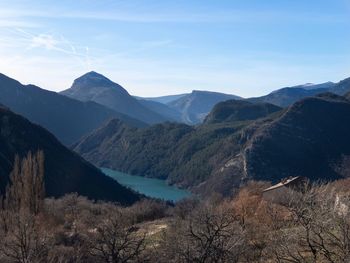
[168,90,241,124]
[248,78,350,107]
[331,77,350,95]
[248,87,329,107]
[0,73,145,145]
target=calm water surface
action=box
[102,168,191,202]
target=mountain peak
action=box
[82,71,108,79]
[73,71,116,87]
[67,71,130,96]
[61,72,169,125]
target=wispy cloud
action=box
[0,1,349,97]
[1,28,93,71]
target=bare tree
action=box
[270,183,350,263]
[161,201,245,263]
[0,211,49,263]
[89,206,146,263]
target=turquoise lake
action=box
[102,168,191,202]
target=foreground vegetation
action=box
[1,152,350,262]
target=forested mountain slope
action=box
[75,93,350,196]
[0,106,140,204]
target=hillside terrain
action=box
[0,73,144,145]
[215,93,350,187]
[137,78,348,124]
[0,105,140,204]
[61,72,170,124]
[204,100,282,124]
[73,99,278,195]
[74,93,350,196]
[167,90,241,124]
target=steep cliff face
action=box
[214,93,350,192]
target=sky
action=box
[0,0,350,98]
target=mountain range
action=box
[1,70,350,201]
[247,80,349,107]
[2,71,348,146]
[73,92,350,196]
[0,73,145,145]
[137,78,350,124]
[0,105,140,204]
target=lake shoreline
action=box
[101,168,191,202]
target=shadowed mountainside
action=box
[0,105,140,204]
[204,100,282,124]
[0,73,145,145]
[345,91,350,100]
[138,99,182,122]
[135,94,188,104]
[74,93,350,196]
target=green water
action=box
[102,168,191,202]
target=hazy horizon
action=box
[1,0,349,97]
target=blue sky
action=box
[0,0,350,97]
